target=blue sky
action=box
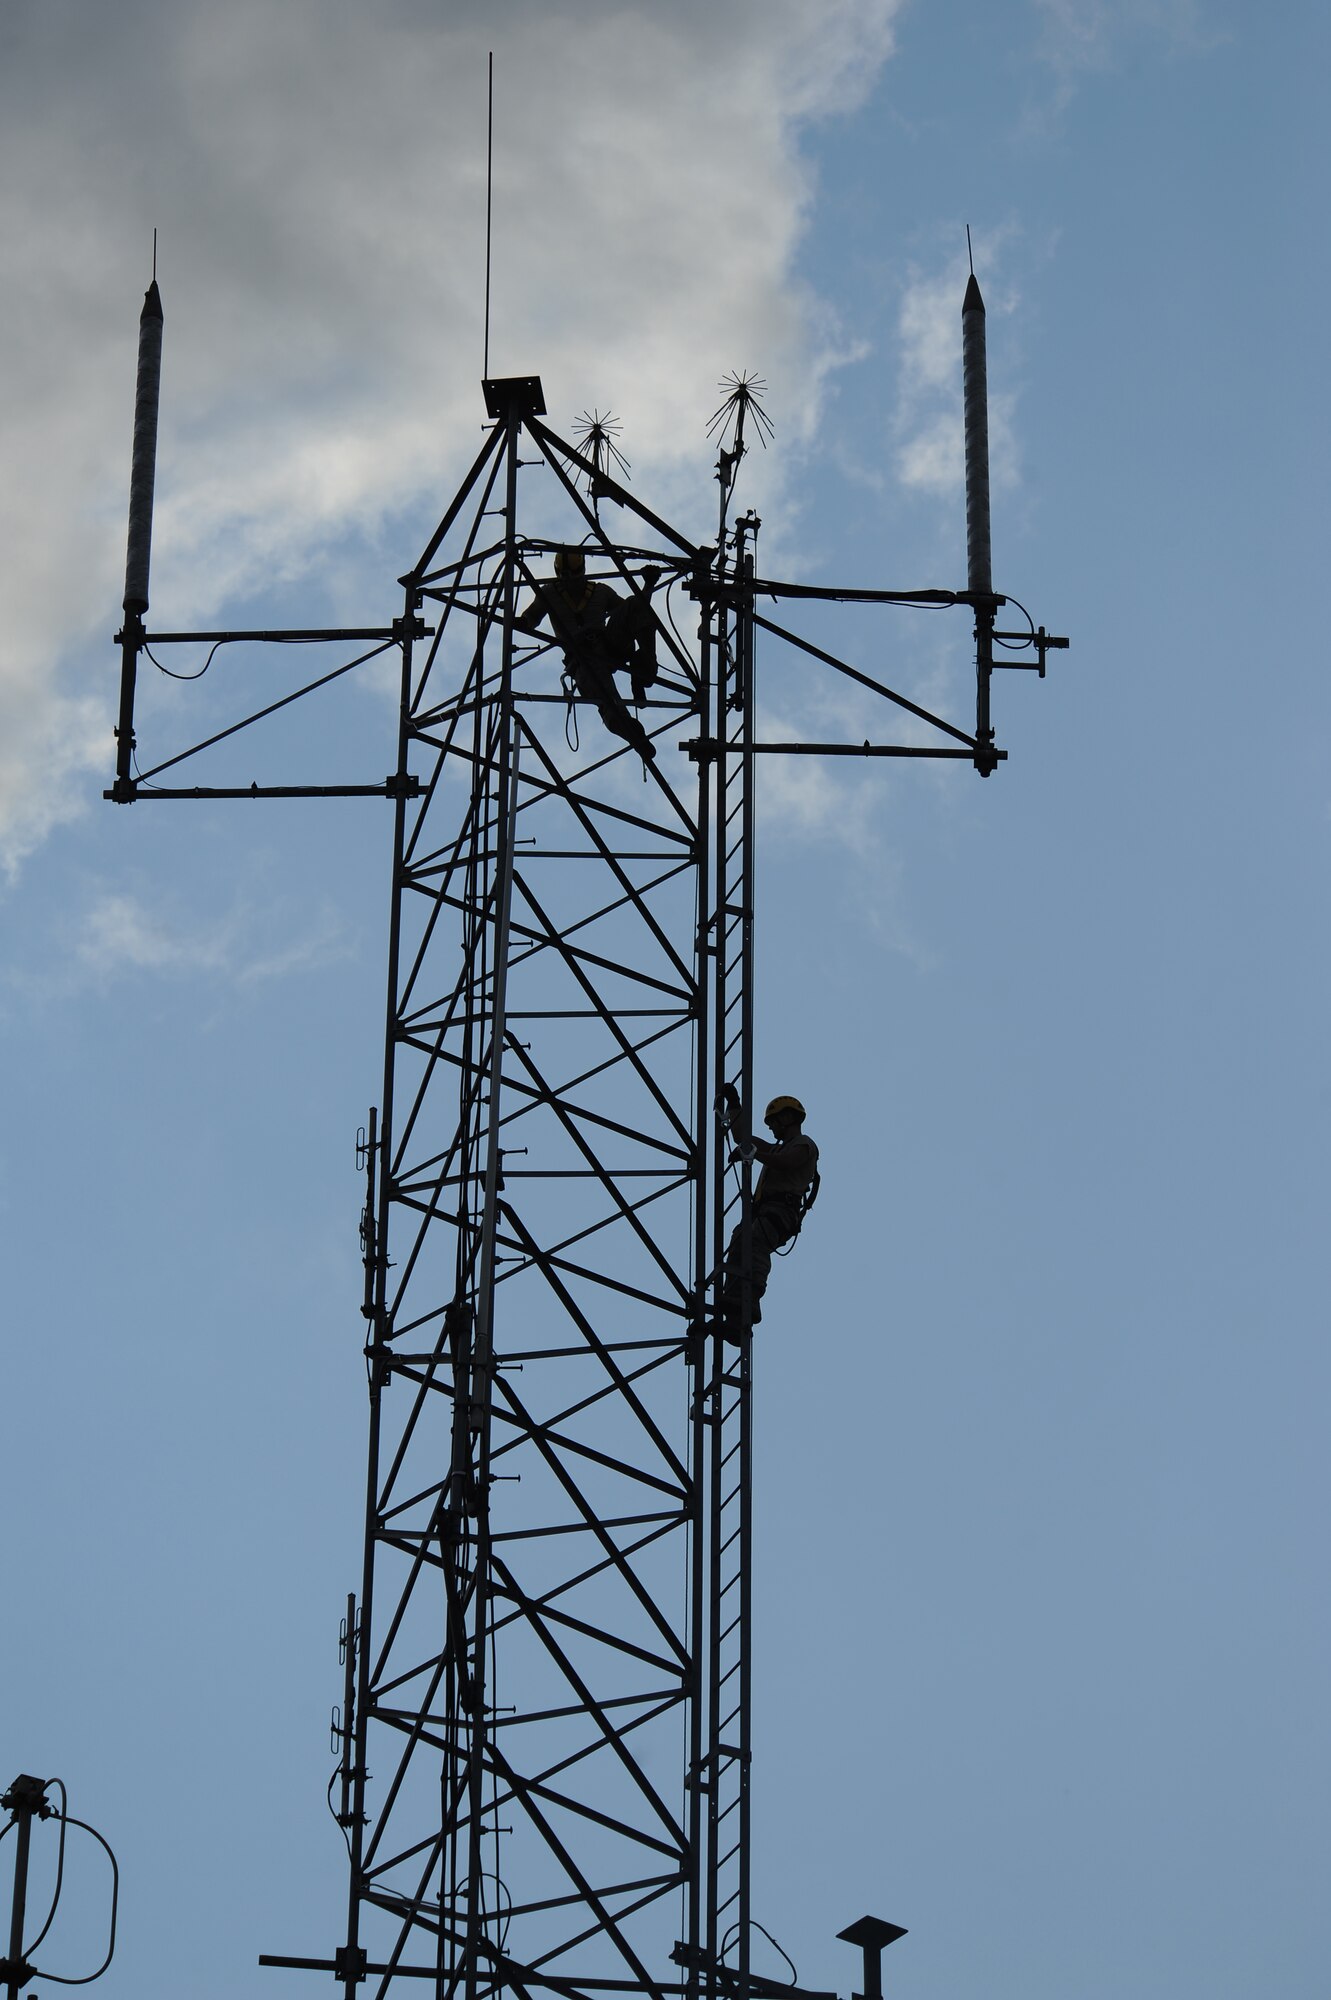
[2,3,1328,1996]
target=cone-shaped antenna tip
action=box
[962,272,985,316]
[141,278,163,323]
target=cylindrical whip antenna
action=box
[123,275,164,616]
[113,264,163,800]
[962,259,998,775]
[961,269,991,598]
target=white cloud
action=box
[1,875,352,1012]
[1032,0,1223,103]
[73,887,349,987]
[0,0,903,874]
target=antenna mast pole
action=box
[113,267,163,801]
[962,267,997,775]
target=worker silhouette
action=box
[520,547,661,763]
[719,1087,819,1338]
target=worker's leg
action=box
[606,599,660,704]
[596,696,656,761]
[571,652,655,762]
[722,1205,793,1329]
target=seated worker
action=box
[719,1087,819,1337]
[607,564,662,707]
[518,547,661,763]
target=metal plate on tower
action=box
[482,374,546,417]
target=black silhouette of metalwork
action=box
[1,1774,119,1996]
[108,274,1064,2000]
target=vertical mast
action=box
[962,271,998,776]
[962,272,992,602]
[702,386,760,2000]
[114,275,164,800]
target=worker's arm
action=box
[719,1091,784,1168]
[719,1081,750,1147]
[514,590,550,639]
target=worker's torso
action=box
[538,578,619,647]
[754,1134,818,1210]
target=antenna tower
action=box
[109,277,1066,2000]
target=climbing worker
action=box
[518,547,659,763]
[718,1085,819,1337]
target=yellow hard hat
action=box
[554,545,586,578]
[764,1095,805,1125]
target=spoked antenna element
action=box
[707,372,773,541]
[570,408,631,501]
[706,371,775,454]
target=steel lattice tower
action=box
[111,280,1065,2000]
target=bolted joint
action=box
[1034,626,1070,678]
[384,771,421,800]
[335,1944,369,1985]
[685,547,718,599]
[1,1774,50,1817]
[391,614,427,642]
[683,737,721,766]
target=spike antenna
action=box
[570,410,630,513]
[706,371,774,460]
[706,372,773,542]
